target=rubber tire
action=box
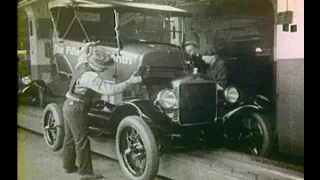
[42,103,65,152]
[34,88,44,108]
[116,116,159,180]
[240,113,272,157]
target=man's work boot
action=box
[79,172,103,180]
[65,166,78,174]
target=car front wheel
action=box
[116,115,159,180]
[32,87,44,108]
[226,113,272,157]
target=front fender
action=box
[222,105,261,124]
[20,80,46,95]
[31,80,47,89]
[105,99,172,133]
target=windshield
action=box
[51,7,184,45]
[119,12,179,44]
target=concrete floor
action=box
[18,106,304,180]
[17,127,169,180]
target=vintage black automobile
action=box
[41,1,273,180]
[18,50,46,108]
[18,75,47,108]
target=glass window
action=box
[119,12,172,44]
[54,56,72,75]
[37,18,53,39]
[52,7,115,43]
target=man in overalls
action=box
[202,44,228,89]
[62,42,142,180]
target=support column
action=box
[275,0,304,156]
[24,6,40,80]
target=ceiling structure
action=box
[177,0,275,22]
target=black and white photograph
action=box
[17,0,304,179]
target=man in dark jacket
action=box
[184,40,208,74]
[202,45,228,88]
[62,42,141,180]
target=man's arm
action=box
[215,61,228,88]
[75,42,99,69]
[79,41,99,56]
[78,71,139,96]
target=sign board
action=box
[276,11,293,25]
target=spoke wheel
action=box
[226,113,272,157]
[44,112,58,145]
[121,127,147,176]
[42,103,64,152]
[116,116,159,180]
[239,113,272,157]
[32,88,44,108]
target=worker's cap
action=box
[184,40,199,48]
[87,46,114,71]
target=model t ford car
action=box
[41,0,273,179]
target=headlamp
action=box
[21,76,32,85]
[224,86,240,104]
[155,89,177,109]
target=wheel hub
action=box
[238,126,263,155]
[44,112,58,145]
[121,128,147,176]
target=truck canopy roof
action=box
[47,0,192,17]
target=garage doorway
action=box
[180,0,276,112]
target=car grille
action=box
[179,82,217,125]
